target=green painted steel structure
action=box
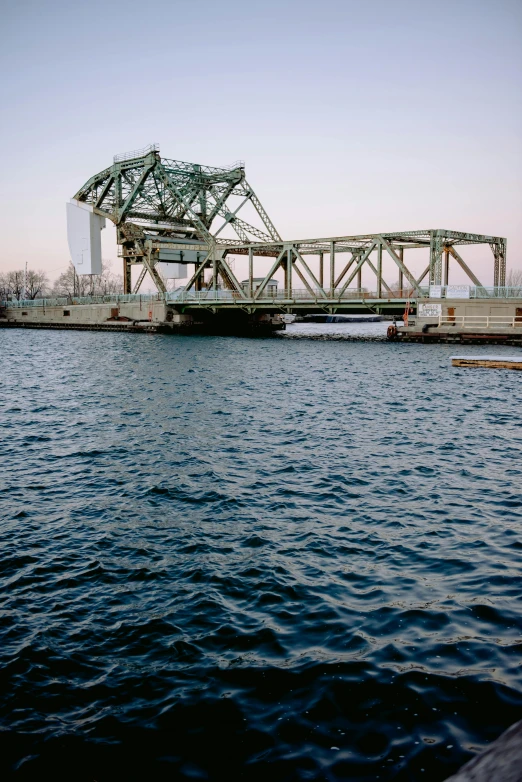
[73,145,507,299]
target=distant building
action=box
[241,278,278,296]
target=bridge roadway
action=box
[0,288,409,333]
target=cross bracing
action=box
[72,145,507,297]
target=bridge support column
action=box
[286,247,292,297]
[444,248,450,286]
[330,242,335,296]
[429,231,444,285]
[319,252,324,288]
[123,258,132,294]
[248,247,253,296]
[377,242,383,298]
[212,255,218,291]
[492,239,507,288]
[398,249,404,293]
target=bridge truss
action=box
[72,145,507,297]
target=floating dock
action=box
[452,355,522,370]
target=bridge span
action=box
[2,146,518,340]
[66,144,506,299]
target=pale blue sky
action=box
[1,0,521,285]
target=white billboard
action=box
[66,200,105,275]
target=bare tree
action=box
[26,270,50,299]
[52,260,123,298]
[52,264,88,297]
[95,260,124,295]
[0,274,9,301]
[6,270,25,300]
[0,268,50,300]
[507,268,522,290]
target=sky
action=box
[0,0,521,288]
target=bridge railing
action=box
[113,144,160,162]
[418,315,522,328]
[167,287,430,303]
[168,285,522,302]
[2,293,163,308]
[425,285,522,298]
[470,286,522,298]
[3,286,521,310]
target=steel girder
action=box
[490,239,507,287]
[72,146,280,294]
[222,229,507,293]
[72,146,506,295]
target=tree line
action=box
[0,261,124,301]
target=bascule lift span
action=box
[67,144,507,304]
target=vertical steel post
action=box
[195,259,203,291]
[377,242,383,298]
[443,248,450,287]
[500,239,507,287]
[398,248,404,294]
[429,231,443,285]
[213,252,218,291]
[287,247,292,298]
[248,247,253,296]
[330,242,335,296]
[429,231,435,284]
[114,172,122,214]
[319,253,324,289]
[357,264,362,292]
[492,240,507,288]
[123,258,132,294]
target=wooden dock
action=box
[452,355,522,370]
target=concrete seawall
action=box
[394,297,522,345]
[0,300,285,335]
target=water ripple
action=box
[0,329,521,780]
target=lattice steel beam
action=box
[72,147,279,294]
[72,147,505,297]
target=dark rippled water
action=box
[1,328,521,781]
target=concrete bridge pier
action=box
[163,306,284,335]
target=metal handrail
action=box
[3,286,521,310]
[430,285,522,299]
[3,292,163,308]
[437,315,522,328]
[222,160,245,170]
[113,144,159,163]
[166,287,430,303]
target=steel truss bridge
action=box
[73,145,507,304]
